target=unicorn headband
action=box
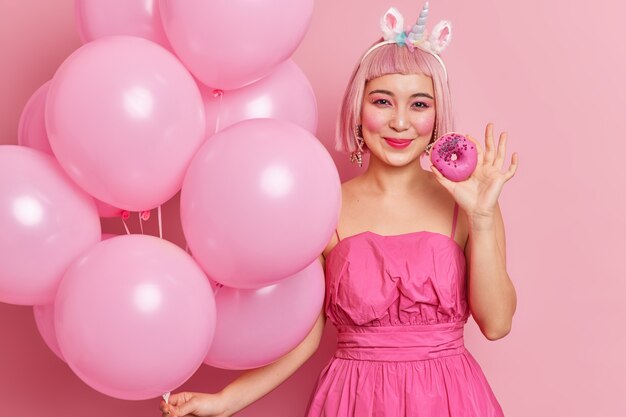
[361,2,452,80]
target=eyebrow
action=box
[368,89,434,100]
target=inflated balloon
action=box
[181,119,340,289]
[205,260,324,369]
[46,36,205,211]
[0,146,100,305]
[33,303,64,362]
[18,81,53,155]
[101,233,117,241]
[93,199,123,218]
[18,81,122,218]
[54,235,216,400]
[75,0,171,49]
[160,0,314,90]
[202,60,318,138]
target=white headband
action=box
[361,3,452,80]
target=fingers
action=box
[484,124,515,175]
[160,400,174,417]
[453,124,519,182]
[504,152,519,180]
[161,404,184,417]
[170,396,199,417]
[160,392,191,417]
[168,391,194,406]
[484,122,496,164]
[494,131,507,170]
[484,122,492,140]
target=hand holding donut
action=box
[430,123,519,222]
[430,132,478,182]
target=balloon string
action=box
[213,282,224,296]
[138,212,144,235]
[213,89,224,134]
[122,220,130,235]
[139,210,151,236]
[158,205,163,239]
[121,211,131,235]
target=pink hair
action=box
[336,41,453,153]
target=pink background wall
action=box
[2,0,625,415]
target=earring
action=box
[350,124,364,167]
[424,142,433,156]
[424,125,438,156]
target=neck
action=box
[360,155,432,196]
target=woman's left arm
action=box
[465,202,516,340]
[431,123,519,340]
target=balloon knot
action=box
[121,210,131,220]
[212,89,224,98]
[140,210,151,221]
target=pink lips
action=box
[384,137,412,149]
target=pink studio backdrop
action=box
[1,0,625,416]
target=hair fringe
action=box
[336,42,453,154]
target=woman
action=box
[161,4,518,416]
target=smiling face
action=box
[360,73,436,167]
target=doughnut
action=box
[430,133,477,182]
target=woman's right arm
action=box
[161,257,327,417]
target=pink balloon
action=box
[33,303,65,362]
[101,233,117,241]
[0,146,101,305]
[202,60,318,138]
[46,36,205,212]
[18,81,123,218]
[54,235,216,400]
[93,199,123,218]
[18,81,53,155]
[181,119,340,289]
[159,0,314,90]
[205,260,324,369]
[75,0,171,49]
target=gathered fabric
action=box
[305,208,505,417]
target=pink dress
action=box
[305,204,505,416]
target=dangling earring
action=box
[350,124,364,167]
[424,124,438,156]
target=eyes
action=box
[372,98,430,109]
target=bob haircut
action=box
[336,41,453,153]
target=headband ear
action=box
[380,7,405,41]
[428,20,452,54]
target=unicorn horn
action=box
[410,2,429,40]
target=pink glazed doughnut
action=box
[430,133,477,182]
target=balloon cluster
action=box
[1,0,340,401]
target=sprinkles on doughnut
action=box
[430,133,477,182]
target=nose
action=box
[389,109,409,131]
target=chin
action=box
[383,154,421,167]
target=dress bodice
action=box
[324,230,469,328]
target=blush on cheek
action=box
[361,110,387,132]
[414,113,436,137]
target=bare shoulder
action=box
[320,179,355,259]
